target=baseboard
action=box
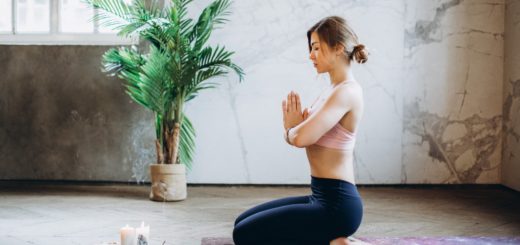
[0,178,517,194]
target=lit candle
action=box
[135,221,150,245]
[120,224,136,245]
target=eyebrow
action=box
[311,42,319,46]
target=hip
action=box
[309,175,364,234]
[309,175,363,211]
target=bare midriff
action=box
[306,139,356,185]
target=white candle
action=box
[120,224,136,245]
[135,221,150,245]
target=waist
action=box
[307,150,356,184]
[310,175,360,198]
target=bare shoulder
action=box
[332,81,362,101]
[348,80,363,93]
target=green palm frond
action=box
[136,45,170,115]
[82,0,132,31]
[206,0,232,27]
[102,45,144,75]
[190,0,232,51]
[171,0,193,21]
[163,1,195,40]
[184,66,229,102]
[83,0,169,38]
[198,45,244,82]
[179,112,196,171]
[101,45,170,114]
[155,113,163,145]
[127,1,172,44]
[101,46,151,109]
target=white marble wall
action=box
[132,0,508,184]
[402,0,504,184]
[178,0,405,184]
[502,0,520,191]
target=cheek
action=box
[318,52,329,62]
[316,52,323,61]
[326,54,335,64]
[318,54,330,64]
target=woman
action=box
[233,16,368,245]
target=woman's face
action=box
[309,31,337,74]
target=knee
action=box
[233,221,258,245]
[232,224,245,245]
[234,211,249,227]
[234,216,241,227]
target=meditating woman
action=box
[233,15,369,245]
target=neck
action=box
[328,65,353,87]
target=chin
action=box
[314,65,327,74]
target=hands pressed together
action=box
[282,90,309,131]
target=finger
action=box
[291,91,296,111]
[287,92,292,112]
[282,100,287,114]
[295,93,301,113]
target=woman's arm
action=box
[289,86,356,148]
[282,91,323,145]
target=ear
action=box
[335,44,345,56]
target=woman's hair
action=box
[307,16,368,64]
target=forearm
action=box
[284,126,300,147]
[284,128,293,145]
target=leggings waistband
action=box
[311,175,355,186]
[310,175,360,198]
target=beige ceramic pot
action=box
[149,163,187,201]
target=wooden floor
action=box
[0,181,518,245]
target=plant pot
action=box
[149,163,187,201]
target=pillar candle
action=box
[135,221,150,245]
[120,224,136,245]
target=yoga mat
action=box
[201,236,520,245]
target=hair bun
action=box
[352,44,368,64]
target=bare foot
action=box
[330,236,372,245]
[330,237,349,245]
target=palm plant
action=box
[83,0,244,171]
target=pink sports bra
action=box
[307,82,357,151]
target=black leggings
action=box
[232,175,363,245]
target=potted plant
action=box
[84,0,244,201]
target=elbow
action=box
[292,135,314,148]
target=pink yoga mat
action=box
[201,236,520,245]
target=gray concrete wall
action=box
[0,45,154,182]
[502,0,520,191]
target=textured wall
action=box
[0,0,512,184]
[402,0,504,184]
[0,46,154,182]
[502,0,520,191]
